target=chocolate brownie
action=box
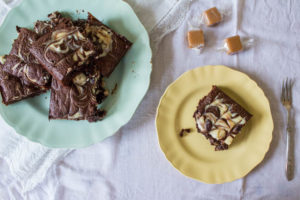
[75,13,132,77]
[30,21,96,86]
[3,27,51,89]
[193,86,252,151]
[10,27,38,63]
[34,12,73,36]
[0,55,46,105]
[3,55,50,88]
[49,66,107,122]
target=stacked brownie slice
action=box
[0,27,50,105]
[0,11,132,122]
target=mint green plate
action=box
[0,0,152,148]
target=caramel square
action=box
[187,30,205,48]
[203,7,222,26]
[224,35,243,55]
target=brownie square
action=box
[0,55,46,105]
[49,66,107,122]
[193,86,252,151]
[75,13,132,77]
[30,21,96,86]
[3,27,51,89]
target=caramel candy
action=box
[224,35,243,55]
[187,30,205,48]
[203,7,222,26]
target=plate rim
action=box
[155,65,273,184]
[0,0,152,148]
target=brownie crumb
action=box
[76,9,85,14]
[111,83,118,95]
[179,128,191,137]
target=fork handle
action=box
[286,109,293,181]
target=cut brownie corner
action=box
[82,12,132,77]
[87,109,107,122]
[0,55,47,105]
[193,85,252,151]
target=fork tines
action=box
[281,78,292,104]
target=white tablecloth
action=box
[0,0,299,199]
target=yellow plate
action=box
[156,65,273,184]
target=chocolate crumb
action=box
[111,83,118,95]
[179,128,191,137]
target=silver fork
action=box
[281,78,293,181]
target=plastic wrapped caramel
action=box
[218,35,254,55]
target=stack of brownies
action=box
[0,12,132,122]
